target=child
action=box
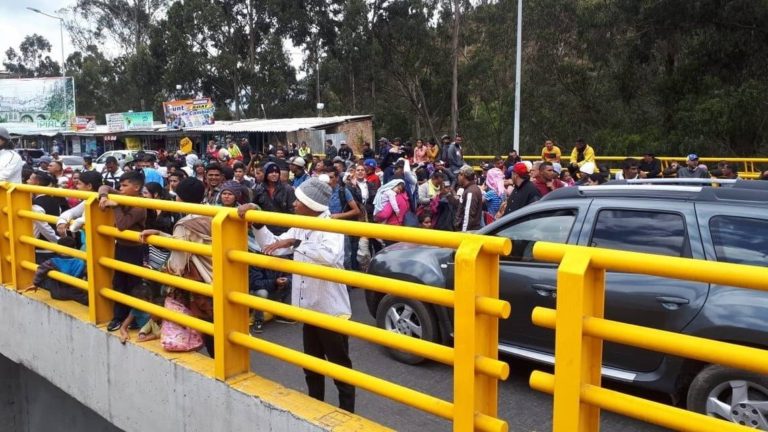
[247,257,292,334]
[23,236,87,305]
[118,283,156,344]
[373,179,405,219]
[382,183,402,217]
[98,171,148,332]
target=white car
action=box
[93,150,158,172]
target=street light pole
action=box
[26,7,65,77]
[512,0,523,154]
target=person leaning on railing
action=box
[239,178,356,413]
[97,171,148,333]
[140,177,215,357]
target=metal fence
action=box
[529,242,768,432]
[0,182,512,432]
[463,155,768,179]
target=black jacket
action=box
[639,158,661,178]
[253,182,295,235]
[504,178,541,215]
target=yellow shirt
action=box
[570,145,596,167]
[541,145,561,162]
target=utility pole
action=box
[450,0,460,138]
[513,0,523,154]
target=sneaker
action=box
[107,319,122,332]
[250,320,263,335]
[275,316,296,324]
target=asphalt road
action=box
[249,288,669,432]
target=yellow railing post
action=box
[211,211,250,380]
[84,196,116,324]
[6,185,35,289]
[552,252,605,432]
[0,183,13,285]
[454,239,505,432]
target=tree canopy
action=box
[4,0,768,156]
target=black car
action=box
[365,182,768,427]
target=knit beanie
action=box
[295,178,332,212]
[175,177,205,203]
[220,180,243,200]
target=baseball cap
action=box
[0,127,11,141]
[552,162,562,174]
[289,156,306,167]
[363,159,377,169]
[481,163,493,171]
[512,162,529,177]
[687,154,699,161]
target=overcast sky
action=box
[2,0,305,73]
[1,0,77,67]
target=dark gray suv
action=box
[364,182,768,428]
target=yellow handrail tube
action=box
[532,307,768,375]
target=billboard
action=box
[0,77,76,133]
[70,116,96,131]
[106,111,154,132]
[162,98,215,129]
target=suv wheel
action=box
[687,364,768,429]
[376,295,437,365]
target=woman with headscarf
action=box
[482,167,506,216]
[251,162,295,235]
[218,180,246,207]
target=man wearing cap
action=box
[455,166,483,232]
[498,162,541,218]
[532,161,565,196]
[664,153,709,178]
[290,157,310,188]
[363,159,381,188]
[0,127,23,183]
[242,178,355,413]
[639,153,661,178]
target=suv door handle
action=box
[531,284,557,298]
[656,296,690,310]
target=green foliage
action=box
[5,0,768,156]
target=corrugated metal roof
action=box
[184,115,372,133]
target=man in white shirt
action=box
[238,178,355,413]
[0,127,24,183]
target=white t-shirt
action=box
[0,149,24,183]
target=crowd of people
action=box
[1,124,767,413]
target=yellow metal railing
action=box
[0,182,512,432]
[464,155,768,179]
[528,242,768,432]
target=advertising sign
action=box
[70,116,96,131]
[106,111,154,132]
[162,98,215,129]
[0,77,76,133]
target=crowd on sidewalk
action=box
[1,125,766,413]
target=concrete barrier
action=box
[0,286,390,432]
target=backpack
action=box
[340,184,367,222]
